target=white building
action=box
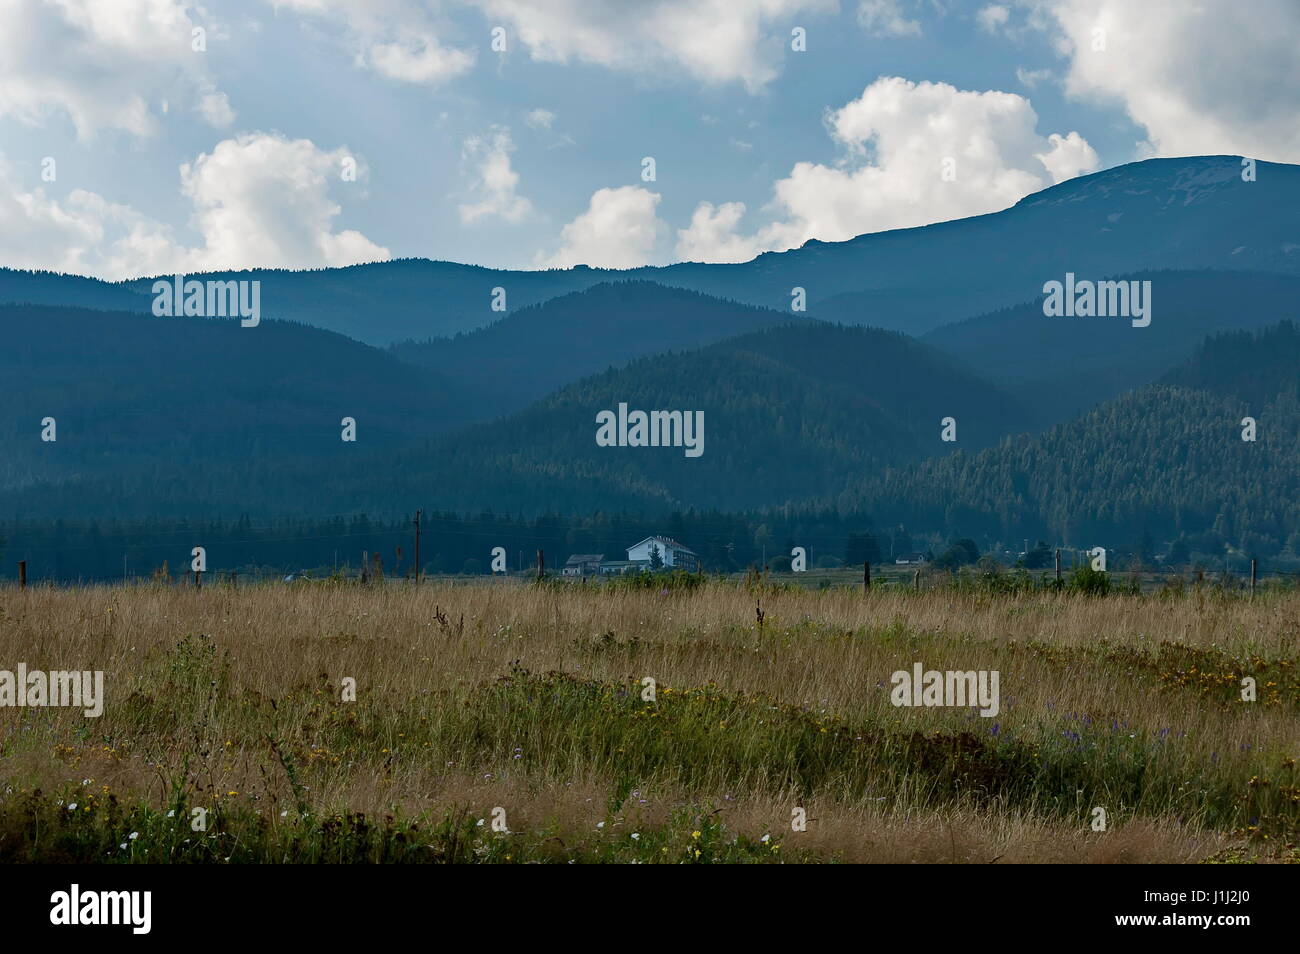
[625,536,700,572]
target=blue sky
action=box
[1,0,1295,278]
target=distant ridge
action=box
[3,156,1297,344]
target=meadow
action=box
[0,573,1296,863]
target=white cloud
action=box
[198,87,236,128]
[178,132,389,271]
[675,76,1098,262]
[0,153,175,275]
[473,0,838,92]
[1033,130,1097,183]
[857,0,922,37]
[1014,66,1052,88]
[676,201,760,263]
[542,186,665,268]
[976,4,1010,34]
[0,0,232,138]
[273,0,475,85]
[459,127,533,224]
[524,108,555,130]
[0,134,389,279]
[1035,0,1300,162]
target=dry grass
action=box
[0,579,1295,862]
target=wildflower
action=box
[631,833,640,840]
[691,830,701,839]
[129,832,139,840]
[67,803,77,811]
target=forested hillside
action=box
[846,323,1300,556]
[391,282,807,420]
[0,320,1026,517]
[925,271,1300,423]
[0,303,471,497]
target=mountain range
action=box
[3,154,1298,565]
[3,156,1297,344]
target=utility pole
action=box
[413,509,422,585]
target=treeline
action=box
[0,508,894,582]
[5,508,1293,585]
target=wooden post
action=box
[1250,558,1257,595]
[18,561,26,589]
[413,509,422,585]
[913,568,920,590]
[194,569,201,589]
[361,551,369,585]
[537,549,544,582]
[863,561,871,593]
[1055,549,1061,582]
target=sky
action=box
[1,0,1297,279]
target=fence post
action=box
[537,549,544,582]
[863,561,870,594]
[18,561,26,589]
[1055,549,1061,583]
[413,509,422,585]
[1250,558,1257,596]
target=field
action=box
[0,576,1297,863]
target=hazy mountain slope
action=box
[1159,320,1300,407]
[373,322,1029,515]
[0,261,609,347]
[844,323,1300,550]
[0,321,1028,517]
[921,270,1300,423]
[390,281,807,420]
[635,156,1300,332]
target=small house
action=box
[562,554,605,577]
